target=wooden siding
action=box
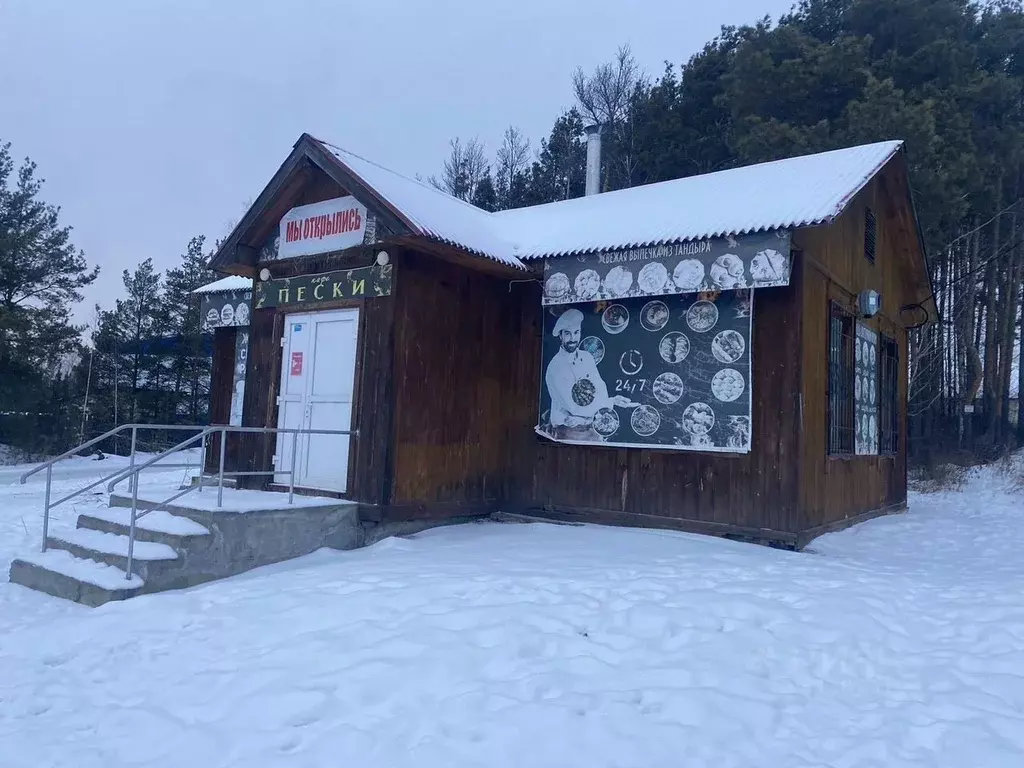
[387,250,520,508]
[206,327,237,474]
[502,276,804,541]
[793,168,911,529]
[238,244,396,504]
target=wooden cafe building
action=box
[204,132,935,549]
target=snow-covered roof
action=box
[192,275,253,295]
[313,138,904,266]
[318,140,525,269]
[496,141,904,259]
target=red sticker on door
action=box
[290,351,303,376]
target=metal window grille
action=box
[864,207,877,264]
[879,334,899,455]
[828,303,855,455]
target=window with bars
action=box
[864,207,877,263]
[828,303,856,455]
[879,334,899,454]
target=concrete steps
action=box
[45,528,180,585]
[8,549,144,607]
[77,507,211,548]
[9,486,361,607]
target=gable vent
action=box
[864,207,877,264]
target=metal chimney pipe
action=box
[584,123,602,196]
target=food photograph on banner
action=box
[541,231,791,306]
[536,288,754,453]
[201,289,252,332]
[855,322,879,455]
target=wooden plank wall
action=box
[502,276,805,541]
[238,303,280,485]
[794,165,913,531]
[386,251,521,512]
[238,244,395,504]
[206,327,237,474]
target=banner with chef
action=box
[536,289,753,453]
[541,231,791,306]
[201,289,252,332]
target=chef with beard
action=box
[544,308,636,441]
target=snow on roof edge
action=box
[192,275,253,294]
[513,221,828,261]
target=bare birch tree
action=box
[429,137,489,202]
[494,126,531,209]
[572,44,644,191]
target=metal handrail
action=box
[19,423,205,484]
[22,423,210,555]
[111,425,357,581]
[116,429,218,578]
[22,421,359,582]
[104,428,217,492]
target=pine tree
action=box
[163,236,215,423]
[526,109,587,204]
[470,171,498,212]
[104,259,163,426]
[0,140,98,453]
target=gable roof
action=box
[316,140,526,269]
[212,135,915,280]
[311,136,905,264]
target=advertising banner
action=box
[855,322,879,455]
[229,331,248,427]
[201,289,252,332]
[537,289,753,453]
[541,231,791,306]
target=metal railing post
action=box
[41,464,53,553]
[289,431,298,505]
[217,427,226,508]
[197,431,206,494]
[127,426,138,493]
[126,473,139,581]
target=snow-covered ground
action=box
[1,455,1023,767]
[0,442,36,466]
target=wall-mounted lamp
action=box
[376,251,390,267]
[259,267,271,281]
[858,289,881,318]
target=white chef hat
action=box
[552,308,584,336]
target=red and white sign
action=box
[278,196,368,259]
[290,352,303,376]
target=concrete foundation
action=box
[104,492,361,590]
[9,487,362,606]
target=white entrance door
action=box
[274,309,359,492]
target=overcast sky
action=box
[0,0,794,326]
